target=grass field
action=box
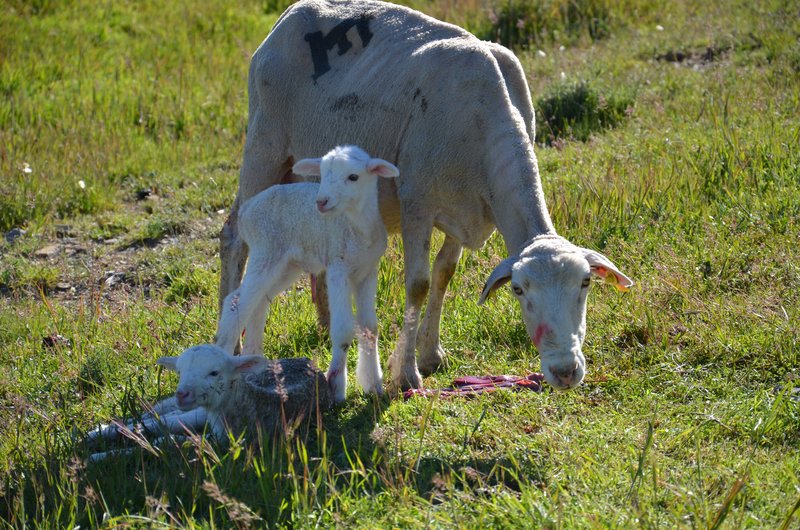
[1,0,799,527]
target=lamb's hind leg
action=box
[217,257,298,354]
[417,234,462,375]
[354,269,382,396]
[240,259,303,356]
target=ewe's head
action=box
[479,236,633,391]
[157,345,268,411]
[293,145,399,214]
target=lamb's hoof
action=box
[417,343,447,376]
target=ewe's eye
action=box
[581,277,591,288]
[512,285,524,296]
[208,370,220,377]
[347,174,359,182]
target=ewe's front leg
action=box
[326,266,354,403]
[417,234,462,375]
[354,270,383,396]
[387,220,431,391]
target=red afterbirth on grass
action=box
[403,373,546,400]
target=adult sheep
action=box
[219,0,633,392]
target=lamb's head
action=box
[479,235,633,391]
[157,344,268,411]
[293,145,399,215]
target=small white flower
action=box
[78,180,86,189]
[22,163,32,174]
[559,45,565,52]
[560,71,567,80]
[656,25,664,31]
[537,49,546,57]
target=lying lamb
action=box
[215,145,399,403]
[86,344,329,454]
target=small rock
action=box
[35,244,60,258]
[136,188,153,201]
[56,282,72,291]
[42,334,71,349]
[55,225,73,238]
[104,271,126,287]
[5,228,25,243]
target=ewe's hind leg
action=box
[312,272,331,332]
[219,110,293,345]
[326,265,355,404]
[354,270,383,396]
[417,235,462,375]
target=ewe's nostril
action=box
[316,199,329,212]
[550,363,579,387]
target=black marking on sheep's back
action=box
[412,87,428,113]
[330,93,361,112]
[305,14,374,81]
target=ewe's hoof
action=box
[417,343,447,376]
[388,369,423,394]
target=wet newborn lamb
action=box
[215,145,399,402]
[86,344,329,452]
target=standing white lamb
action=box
[215,145,399,403]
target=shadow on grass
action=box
[1,388,551,527]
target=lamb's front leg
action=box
[354,269,383,396]
[150,407,209,435]
[326,265,355,404]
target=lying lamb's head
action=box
[157,344,268,411]
[479,235,633,391]
[293,145,399,214]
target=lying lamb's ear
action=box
[367,158,399,178]
[582,248,634,292]
[292,158,323,177]
[157,357,179,372]
[479,256,517,305]
[232,355,269,374]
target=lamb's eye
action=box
[512,285,524,296]
[581,277,591,288]
[347,174,359,182]
[208,370,220,377]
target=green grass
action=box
[1,0,799,527]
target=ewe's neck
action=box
[485,124,556,254]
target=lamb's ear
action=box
[292,158,322,177]
[479,256,517,305]
[156,357,179,372]
[367,158,399,179]
[232,355,269,374]
[582,248,634,292]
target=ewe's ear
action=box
[156,357,179,372]
[293,158,322,177]
[367,158,399,179]
[582,248,634,292]
[479,256,517,305]
[232,355,268,374]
